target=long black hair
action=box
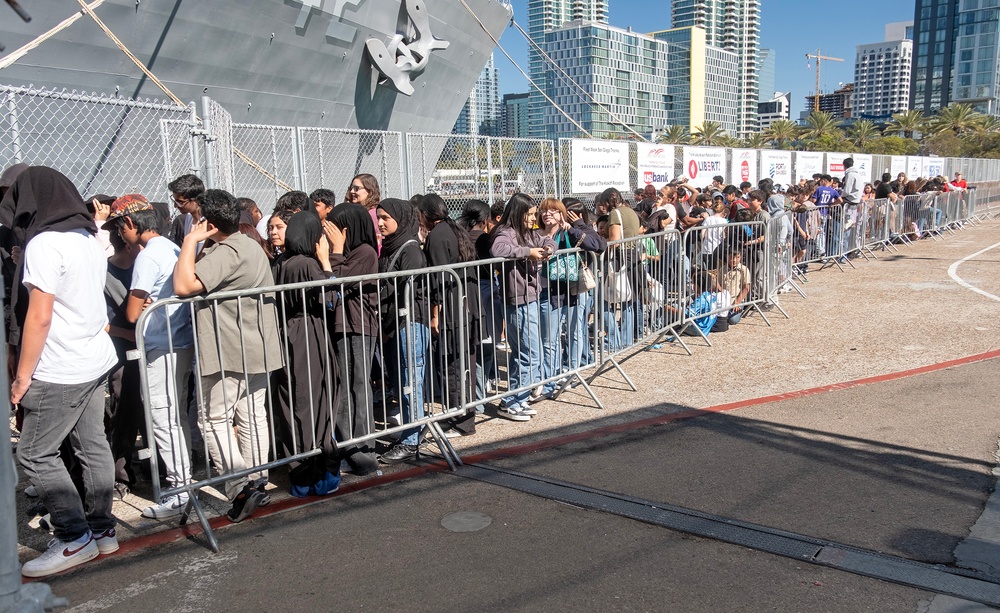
[417,193,476,263]
[457,199,491,231]
[494,192,535,245]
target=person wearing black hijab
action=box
[0,166,119,577]
[375,198,429,464]
[272,211,342,495]
[324,204,380,475]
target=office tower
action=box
[527,0,609,137]
[854,36,913,120]
[758,92,791,130]
[759,48,776,104]
[671,0,761,136]
[652,27,740,135]
[453,54,501,136]
[540,21,672,140]
[503,92,530,138]
[885,20,914,41]
[910,0,959,113]
[950,3,1000,114]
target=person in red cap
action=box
[106,193,196,521]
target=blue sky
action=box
[494,0,917,121]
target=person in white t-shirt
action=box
[109,194,196,521]
[0,167,119,578]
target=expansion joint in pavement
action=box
[457,463,1000,608]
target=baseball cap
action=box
[106,193,153,223]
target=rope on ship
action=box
[73,0,294,192]
[459,0,650,143]
[0,0,105,71]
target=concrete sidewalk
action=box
[40,355,1000,612]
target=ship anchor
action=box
[365,0,449,96]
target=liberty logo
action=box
[292,0,367,44]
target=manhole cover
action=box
[441,511,492,533]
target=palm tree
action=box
[928,103,982,136]
[764,119,800,149]
[847,119,879,148]
[715,134,741,148]
[657,125,690,144]
[692,121,727,146]
[742,132,771,149]
[800,111,842,141]
[886,109,926,139]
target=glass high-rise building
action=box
[910,0,959,113]
[527,0,609,137]
[454,54,501,136]
[950,0,1000,114]
[670,0,761,136]
[758,48,776,103]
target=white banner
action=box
[682,146,727,184]
[636,143,675,189]
[795,152,824,182]
[825,152,850,175]
[853,154,873,184]
[570,139,629,193]
[729,149,758,186]
[923,157,945,178]
[889,156,907,179]
[760,150,793,186]
[906,156,923,179]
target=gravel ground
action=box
[11,215,1000,560]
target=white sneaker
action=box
[141,493,190,520]
[22,532,98,578]
[24,485,38,498]
[93,527,119,554]
[499,406,531,422]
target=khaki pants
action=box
[201,372,270,500]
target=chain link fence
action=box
[1,86,194,203]
[6,84,1000,217]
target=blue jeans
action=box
[389,322,429,447]
[539,291,567,394]
[475,279,504,412]
[502,300,542,407]
[577,292,594,366]
[18,376,115,541]
[826,216,843,258]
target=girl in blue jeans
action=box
[490,194,555,421]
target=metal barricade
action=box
[135,264,471,551]
[766,211,799,305]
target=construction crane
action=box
[806,49,844,113]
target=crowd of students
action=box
[0,158,969,578]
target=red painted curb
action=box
[35,347,1000,575]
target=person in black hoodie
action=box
[325,204,380,474]
[375,198,430,463]
[272,211,342,495]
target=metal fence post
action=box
[6,91,22,164]
[200,96,217,188]
[290,127,303,191]
[400,132,412,198]
[486,136,494,203]
[187,102,202,177]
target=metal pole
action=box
[399,132,410,199]
[188,102,202,178]
[200,96,217,189]
[486,137,494,204]
[6,91,22,164]
[290,127,303,191]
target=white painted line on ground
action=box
[947,240,1000,303]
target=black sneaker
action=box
[227,484,265,523]
[379,444,418,465]
[255,483,271,506]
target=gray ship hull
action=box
[0,0,511,134]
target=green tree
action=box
[847,119,879,148]
[805,132,852,152]
[886,109,926,139]
[657,125,690,144]
[692,121,727,146]
[715,134,741,148]
[927,103,982,136]
[764,119,800,149]
[921,131,963,157]
[863,135,919,155]
[742,132,772,149]
[800,111,843,143]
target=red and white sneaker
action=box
[21,532,98,578]
[93,527,119,555]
